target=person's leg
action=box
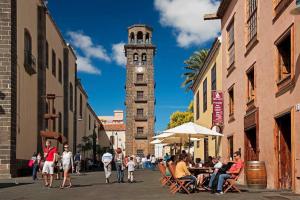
[130,172,133,182]
[61,170,68,188]
[209,173,216,188]
[32,165,36,180]
[116,163,120,182]
[217,174,231,192]
[120,170,124,182]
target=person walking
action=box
[136,155,141,169]
[114,148,125,183]
[126,157,135,183]
[30,153,38,181]
[141,156,146,169]
[42,140,57,188]
[60,144,74,189]
[151,155,156,170]
[74,151,82,175]
[102,150,113,184]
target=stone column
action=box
[0,0,17,178]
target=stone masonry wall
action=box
[0,0,17,178]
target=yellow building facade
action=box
[192,38,222,162]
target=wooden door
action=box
[245,128,259,161]
[276,113,292,189]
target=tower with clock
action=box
[124,24,156,157]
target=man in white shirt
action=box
[102,150,113,184]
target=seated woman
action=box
[165,155,175,176]
[175,154,197,191]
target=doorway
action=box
[245,127,259,161]
[275,112,292,190]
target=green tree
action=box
[167,101,194,128]
[182,49,209,91]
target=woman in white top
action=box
[60,144,74,189]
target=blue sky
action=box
[47,0,220,132]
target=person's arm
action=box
[71,153,74,170]
[182,162,191,176]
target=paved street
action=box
[0,169,299,200]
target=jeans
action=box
[115,162,124,182]
[180,175,197,189]
[217,174,231,191]
[32,164,38,180]
[209,173,217,188]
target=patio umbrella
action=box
[162,122,223,153]
[150,139,163,144]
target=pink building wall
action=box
[220,0,300,192]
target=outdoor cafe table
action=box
[188,167,213,176]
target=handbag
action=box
[28,159,34,168]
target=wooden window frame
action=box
[211,64,217,104]
[275,24,295,96]
[136,73,144,82]
[46,41,49,68]
[246,0,257,45]
[52,49,56,77]
[246,65,255,104]
[203,78,207,112]
[137,108,144,116]
[58,59,62,83]
[196,91,200,119]
[228,84,235,122]
[226,17,236,76]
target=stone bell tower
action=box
[124,24,156,157]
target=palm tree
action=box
[182,49,209,91]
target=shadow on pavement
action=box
[0,182,33,189]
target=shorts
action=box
[62,163,71,171]
[42,161,54,175]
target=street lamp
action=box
[291,0,300,15]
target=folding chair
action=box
[167,164,192,194]
[158,163,172,186]
[223,166,244,193]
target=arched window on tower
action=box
[130,32,135,44]
[137,31,143,44]
[142,53,147,64]
[133,53,139,64]
[146,33,150,44]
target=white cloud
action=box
[154,0,220,47]
[112,42,126,67]
[76,56,101,75]
[67,31,111,62]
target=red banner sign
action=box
[212,91,224,125]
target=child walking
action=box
[126,157,135,183]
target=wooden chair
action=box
[167,164,191,194]
[158,163,172,186]
[223,166,244,193]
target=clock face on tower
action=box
[136,66,144,73]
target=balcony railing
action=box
[24,50,37,74]
[135,97,148,103]
[135,115,148,121]
[135,134,147,140]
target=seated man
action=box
[216,151,243,195]
[207,156,223,188]
[175,154,197,191]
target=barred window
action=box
[247,0,257,43]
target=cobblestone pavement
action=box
[0,170,299,200]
